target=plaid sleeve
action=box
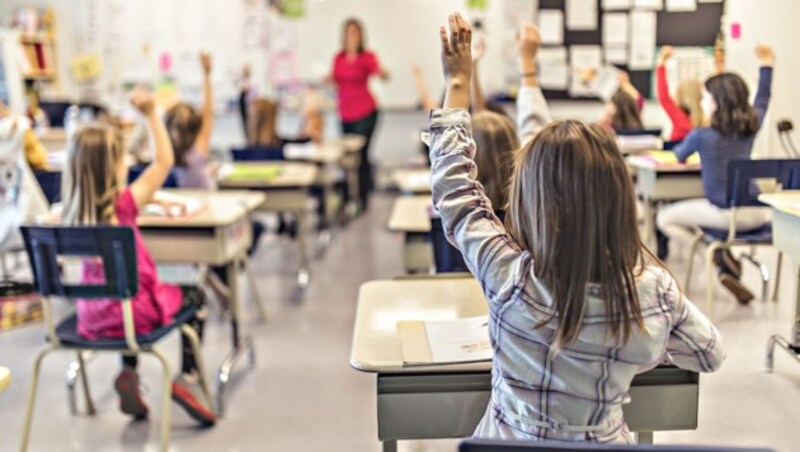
[662,273,726,372]
[427,109,530,306]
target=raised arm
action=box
[470,38,488,112]
[618,71,643,111]
[193,52,214,157]
[656,46,686,125]
[129,88,175,208]
[433,13,527,304]
[411,64,437,111]
[516,22,551,143]
[753,44,774,127]
[662,272,725,372]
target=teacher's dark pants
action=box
[342,110,379,211]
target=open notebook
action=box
[398,315,492,365]
[141,191,205,218]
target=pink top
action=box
[332,50,380,122]
[77,188,183,339]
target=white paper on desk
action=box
[569,45,603,97]
[566,0,597,31]
[698,0,722,2]
[143,192,204,217]
[602,12,629,46]
[602,0,631,9]
[283,142,317,160]
[666,0,696,11]
[604,46,628,64]
[425,315,492,364]
[633,0,663,9]
[537,47,569,90]
[628,11,657,70]
[538,10,564,45]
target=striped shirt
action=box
[428,108,725,443]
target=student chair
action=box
[39,101,106,128]
[127,165,179,188]
[33,170,62,205]
[231,146,285,161]
[18,226,212,452]
[683,159,800,314]
[430,211,505,274]
[616,128,663,137]
[662,140,682,151]
[459,439,772,452]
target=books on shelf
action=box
[398,315,492,365]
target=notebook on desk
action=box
[219,163,283,181]
[398,315,492,365]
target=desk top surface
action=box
[392,168,432,194]
[351,277,490,373]
[388,196,432,233]
[138,189,264,228]
[758,191,800,217]
[626,156,701,173]
[218,162,319,188]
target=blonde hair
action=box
[247,98,280,147]
[61,123,125,225]
[164,102,202,166]
[472,111,518,209]
[507,120,648,348]
[675,79,704,126]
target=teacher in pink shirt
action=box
[330,18,389,212]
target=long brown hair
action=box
[705,72,760,138]
[472,111,517,209]
[247,98,280,147]
[507,120,646,348]
[164,102,202,167]
[342,18,365,53]
[61,123,125,225]
[610,90,643,131]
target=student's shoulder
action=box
[637,265,681,302]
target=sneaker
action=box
[719,273,755,304]
[713,249,742,279]
[171,373,216,427]
[114,367,149,420]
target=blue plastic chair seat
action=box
[52,304,197,350]
[700,223,772,243]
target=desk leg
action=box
[316,170,335,257]
[642,196,655,246]
[216,256,256,416]
[382,440,398,452]
[296,208,311,289]
[766,268,800,371]
[637,431,654,445]
[243,255,268,322]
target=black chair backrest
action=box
[231,146,285,162]
[460,439,772,452]
[430,210,506,274]
[727,159,800,208]
[39,101,107,128]
[20,226,138,300]
[662,139,682,151]
[34,170,62,205]
[616,128,662,137]
[127,165,178,188]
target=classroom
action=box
[1,0,799,451]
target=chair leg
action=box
[740,253,770,302]
[773,253,784,302]
[705,242,723,316]
[242,257,267,322]
[19,346,56,452]
[684,233,703,293]
[76,351,96,415]
[179,325,213,407]
[148,348,173,452]
[65,360,80,415]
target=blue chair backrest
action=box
[34,170,62,205]
[39,101,106,128]
[616,128,662,137]
[127,165,178,188]
[662,139,682,151]
[20,226,138,300]
[727,159,800,208]
[460,439,772,452]
[430,210,505,273]
[231,146,285,161]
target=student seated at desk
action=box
[61,88,216,426]
[430,14,723,443]
[595,71,645,135]
[657,44,775,304]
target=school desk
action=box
[388,196,433,273]
[760,191,800,369]
[626,156,704,244]
[392,168,432,195]
[218,162,319,289]
[350,278,700,451]
[138,189,266,415]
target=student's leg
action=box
[247,220,265,256]
[342,111,380,211]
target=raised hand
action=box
[754,44,775,67]
[516,21,541,61]
[440,13,472,109]
[200,52,213,75]
[658,46,675,66]
[129,87,155,116]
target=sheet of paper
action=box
[666,0,697,11]
[424,315,492,364]
[537,47,570,90]
[602,0,631,9]
[569,45,603,97]
[604,46,628,64]
[602,13,629,46]
[633,0,663,9]
[592,65,622,101]
[566,0,597,31]
[538,10,564,45]
[628,11,657,70]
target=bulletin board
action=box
[537,0,725,100]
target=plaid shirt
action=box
[428,108,725,443]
